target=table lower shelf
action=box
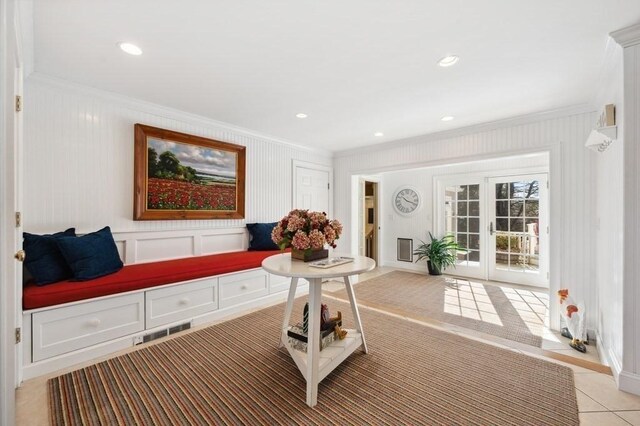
[282,329,363,383]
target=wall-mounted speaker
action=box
[397,238,413,262]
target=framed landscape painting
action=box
[133,124,246,220]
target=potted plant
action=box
[413,232,463,275]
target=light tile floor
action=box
[15,266,639,425]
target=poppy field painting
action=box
[134,124,246,220]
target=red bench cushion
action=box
[23,250,283,310]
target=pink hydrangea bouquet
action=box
[271,209,343,251]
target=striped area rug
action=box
[329,271,545,347]
[49,298,578,425]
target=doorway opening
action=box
[364,181,378,263]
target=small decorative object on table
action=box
[271,209,343,262]
[308,256,354,269]
[288,303,347,352]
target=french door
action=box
[437,173,549,287]
[488,175,548,287]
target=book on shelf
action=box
[287,320,342,343]
[308,256,354,269]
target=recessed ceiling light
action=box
[295,113,308,119]
[118,42,143,56]
[441,116,454,121]
[437,55,459,67]
[374,132,384,137]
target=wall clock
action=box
[393,186,421,215]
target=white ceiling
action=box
[32,0,640,152]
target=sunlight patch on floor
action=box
[501,287,549,336]
[443,279,503,326]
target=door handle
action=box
[14,250,25,262]
[489,222,494,236]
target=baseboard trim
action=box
[619,371,640,395]
[596,329,622,384]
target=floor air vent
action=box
[135,321,192,345]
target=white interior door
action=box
[1,6,23,421]
[293,161,331,214]
[488,174,548,287]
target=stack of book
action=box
[287,320,342,353]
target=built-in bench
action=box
[21,228,306,380]
[23,250,282,309]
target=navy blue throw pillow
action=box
[247,222,279,251]
[56,226,123,281]
[23,228,76,285]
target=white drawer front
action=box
[269,273,291,294]
[219,269,269,308]
[32,293,144,362]
[146,278,218,329]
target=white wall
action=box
[23,74,332,235]
[612,23,640,395]
[379,154,548,271]
[592,40,624,377]
[334,109,596,331]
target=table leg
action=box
[280,277,299,347]
[306,278,322,407]
[344,275,368,354]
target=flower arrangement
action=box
[271,210,343,252]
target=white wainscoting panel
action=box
[109,228,248,264]
[23,75,331,237]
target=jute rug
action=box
[330,271,544,347]
[49,298,577,425]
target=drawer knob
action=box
[179,297,190,305]
[88,318,101,327]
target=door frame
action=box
[291,160,333,217]
[357,176,382,263]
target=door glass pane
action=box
[469,184,480,200]
[494,179,540,277]
[457,201,467,216]
[469,234,480,250]
[468,201,480,216]
[525,200,539,216]
[459,185,468,200]
[510,200,524,217]
[496,201,509,216]
[496,183,509,199]
[468,218,480,233]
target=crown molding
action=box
[611,23,640,48]
[26,72,332,158]
[334,104,594,159]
